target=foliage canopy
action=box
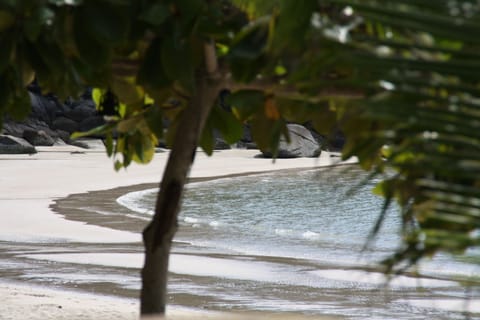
[1,0,480,283]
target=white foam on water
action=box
[274,228,293,236]
[302,231,321,240]
[116,188,157,215]
[209,221,221,227]
[184,216,200,224]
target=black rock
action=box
[53,117,79,134]
[0,135,36,154]
[262,124,320,158]
[56,130,71,143]
[23,129,55,146]
[78,116,105,133]
[65,103,97,122]
[3,117,58,139]
[28,92,57,125]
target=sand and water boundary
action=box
[0,143,351,319]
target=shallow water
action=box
[2,166,480,319]
[115,166,480,318]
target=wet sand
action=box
[0,142,351,319]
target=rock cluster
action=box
[1,86,343,157]
[1,87,104,154]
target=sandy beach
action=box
[0,141,351,319]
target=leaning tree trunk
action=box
[140,43,222,315]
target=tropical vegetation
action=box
[1,0,479,316]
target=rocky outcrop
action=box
[23,129,55,146]
[262,124,320,158]
[2,88,104,152]
[0,135,36,154]
[52,116,79,134]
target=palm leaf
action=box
[321,0,480,271]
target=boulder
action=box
[28,92,58,125]
[56,130,71,143]
[0,135,36,154]
[53,117,79,133]
[23,129,55,146]
[3,118,57,139]
[65,103,97,122]
[262,124,320,158]
[78,115,105,133]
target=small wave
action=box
[116,188,157,215]
[184,216,200,224]
[274,228,293,236]
[209,221,221,227]
[302,231,321,240]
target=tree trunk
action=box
[140,43,221,316]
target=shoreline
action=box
[0,144,354,319]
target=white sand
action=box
[0,143,351,319]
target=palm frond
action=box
[322,0,480,271]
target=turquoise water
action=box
[116,166,480,319]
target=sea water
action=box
[115,166,480,319]
[119,166,400,265]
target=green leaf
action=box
[92,88,104,109]
[105,133,113,157]
[139,3,170,26]
[6,90,31,121]
[227,89,265,121]
[199,122,214,156]
[111,77,144,107]
[73,13,109,68]
[210,107,243,144]
[137,37,171,90]
[23,6,55,41]
[161,35,194,90]
[250,116,286,156]
[114,160,123,171]
[0,10,15,32]
[81,1,128,44]
[274,0,317,48]
[0,33,14,73]
[229,16,269,60]
[117,117,138,133]
[71,123,112,139]
[144,105,164,139]
[228,17,270,82]
[35,37,67,75]
[173,0,205,34]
